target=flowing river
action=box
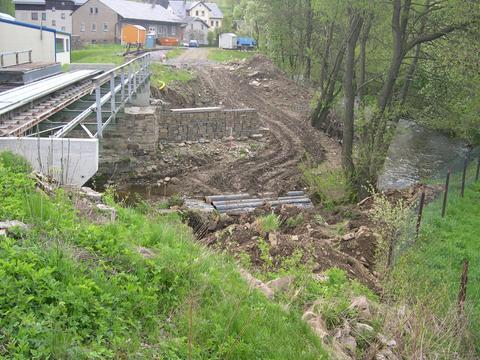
[378,119,475,190]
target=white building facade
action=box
[13,0,86,33]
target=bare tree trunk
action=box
[399,43,421,105]
[304,0,313,81]
[343,12,364,179]
[357,16,372,103]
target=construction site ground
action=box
[98,49,434,292]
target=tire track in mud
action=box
[185,65,322,195]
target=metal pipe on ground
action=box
[205,193,251,204]
[213,195,306,206]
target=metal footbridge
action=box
[0,53,151,139]
[0,54,151,186]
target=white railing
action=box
[53,53,151,139]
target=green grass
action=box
[150,63,196,86]
[165,47,187,60]
[208,49,256,63]
[71,44,125,65]
[0,152,328,359]
[389,181,480,355]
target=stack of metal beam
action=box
[205,191,314,214]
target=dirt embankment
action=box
[99,54,341,197]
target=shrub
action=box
[255,213,280,234]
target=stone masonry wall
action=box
[102,106,259,155]
[158,108,259,143]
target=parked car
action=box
[181,42,189,47]
[189,40,199,48]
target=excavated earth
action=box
[101,53,341,198]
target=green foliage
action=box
[165,47,186,60]
[150,63,195,86]
[388,182,480,355]
[167,193,184,207]
[284,214,305,229]
[71,44,124,65]
[300,159,347,208]
[0,0,14,16]
[0,153,328,359]
[207,49,256,63]
[256,213,280,234]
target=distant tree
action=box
[0,0,14,16]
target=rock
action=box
[0,221,29,239]
[302,311,317,322]
[137,246,156,259]
[267,275,295,294]
[249,80,261,87]
[342,232,355,241]
[291,235,299,241]
[308,316,329,341]
[349,296,372,320]
[248,71,260,78]
[96,204,117,222]
[178,142,186,147]
[170,177,179,185]
[378,334,397,349]
[239,269,274,299]
[268,232,278,247]
[164,177,171,182]
[376,348,399,360]
[355,226,371,238]
[356,322,374,334]
[250,133,264,139]
[81,187,103,203]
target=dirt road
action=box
[162,49,341,195]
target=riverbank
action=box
[0,152,328,359]
[387,181,480,356]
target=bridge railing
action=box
[53,53,151,139]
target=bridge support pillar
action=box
[128,82,151,107]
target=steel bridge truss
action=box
[48,53,151,139]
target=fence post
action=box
[476,157,480,182]
[416,191,426,238]
[461,156,468,197]
[457,258,469,316]
[442,171,450,218]
[95,81,103,138]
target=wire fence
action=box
[390,148,480,265]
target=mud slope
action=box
[164,53,341,196]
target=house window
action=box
[61,13,65,20]
[103,23,108,32]
[42,13,46,21]
[202,11,205,16]
[91,23,96,32]
[170,25,176,35]
[80,23,85,32]
[210,20,213,26]
[195,10,199,16]
[95,8,98,14]
[216,21,219,27]
[90,7,93,14]
[61,26,66,31]
[66,39,70,51]
[52,19,56,26]
[31,12,38,20]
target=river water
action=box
[378,119,473,190]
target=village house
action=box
[168,1,223,31]
[13,0,87,33]
[72,0,184,45]
[183,16,209,45]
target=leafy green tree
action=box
[0,0,14,16]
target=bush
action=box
[255,213,280,234]
[300,159,347,208]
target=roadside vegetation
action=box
[71,44,124,65]
[385,182,480,356]
[165,47,186,60]
[0,152,327,359]
[150,63,196,87]
[208,49,256,63]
